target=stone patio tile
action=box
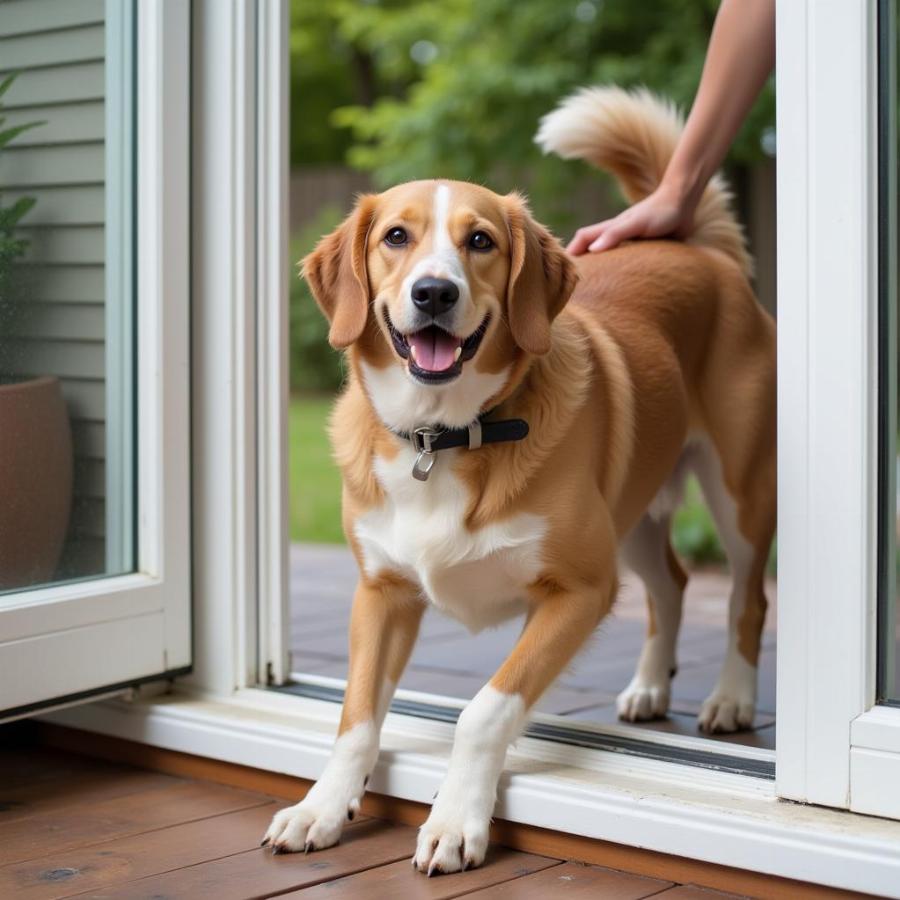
[288,652,350,675]
[563,704,776,750]
[666,648,777,715]
[289,543,777,747]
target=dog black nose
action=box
[411,277,459,316]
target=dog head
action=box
[303,180,576,430]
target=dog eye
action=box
[468,231,494,251]
[384,227,408,247]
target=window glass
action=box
[879,0,900,703]
[0,0,135,594]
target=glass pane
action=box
[287,4,778,754]
[0,1,135,594]
[879,0,900,703]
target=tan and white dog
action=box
[264,87,776,874]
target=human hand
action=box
[566,183,693,256]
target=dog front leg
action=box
[413,580,613,875]
[263,577,422,853]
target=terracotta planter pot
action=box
[0,376,73,591]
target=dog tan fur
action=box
[265,87,775,875]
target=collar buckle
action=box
[410,426,443,455]
[411,426,443,482]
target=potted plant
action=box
[0,73,72,591]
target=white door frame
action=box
[186,0,290,695]
[0,0,191,718]
[41,0,900,893]
[776,0,900,818]
[256,0,291,689]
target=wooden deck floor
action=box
[0,733,743,899]
[291,543,777,749]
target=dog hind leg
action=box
[617,513,687,721]
[691,437,773,733]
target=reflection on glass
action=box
[880,0,900,702]
[0,2,135,594]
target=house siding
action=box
[0,0,112,579]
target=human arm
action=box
[567,0,775,255]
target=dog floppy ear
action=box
[505,193,578,356]
[302,194,377,349]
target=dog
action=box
[264,87,776,874]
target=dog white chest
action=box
[354,448,546,632]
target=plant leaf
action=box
[0,72,18,101]
[0,120,45,149]
[0,196,36,229]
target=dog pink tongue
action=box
[408,328,460,372]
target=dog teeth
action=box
[454,346,462,362]
[410,344,418,362]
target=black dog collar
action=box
[396,417,529,481]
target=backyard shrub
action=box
[290,206,346,392]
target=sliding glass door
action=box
[0,0,191,719]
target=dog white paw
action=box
[698,692,755,733]
[413,808,490,876]
[262,792,359,854]
[617,678,670,722]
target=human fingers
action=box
[566,222,607,256]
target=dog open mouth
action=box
[386,314,489,384]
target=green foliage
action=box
[290,394,344,543]
[294,0,775,233]
[290,206,347,392]
[0,73,43,302]
[672,477,777,572]
[672,477,725,565]
[290,2,357,167]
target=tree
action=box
[292,0,775,233]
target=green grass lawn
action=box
[289,395,740,566]
[289,394,343,543]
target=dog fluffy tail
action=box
[535,86,752,277]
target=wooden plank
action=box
[0,145,103,188]
[6,185,105,226]
[59,378,105,422]
[2,339,105,379]
[70,421,105,459]
[0,24,104,70]
[3,103,104,148]
[19,226,105,266]
[286,847,562,900]
[0,0,103,39]
[652,887,745,899]
[21,266,104,304]
[72,457,105,499]
[0,780,270,866]
[0,803,280,900]
[488,819,863,900]
[0,749,156,811]
[6,302,105,342]
[37,723,317,801]
[78,818,418,900]
[0,747,99,789]
[462,862,672,899]
[68,497,104,540]
[0,764,177,826]
[36,726,861,900]
[0,62,103,107]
